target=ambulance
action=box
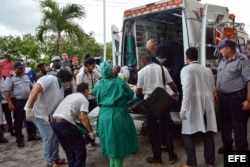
[111,0,249,123]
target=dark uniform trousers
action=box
[14,99,37,143]
[2,103,14,134]
[219,89,250,150]
[146,108,175,160]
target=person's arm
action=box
[5,91,14,111]
[136,88,144,99]
[76,71,84,85]
[162,66,178,93]
[242,81,250,110]
[79,112,93,133]
[136,70,144,99]
[26,83,43,109]
[122,81,134,101]
[167,82,178,93]
[4,77,14,111]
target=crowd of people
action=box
[0,37,250,167]
[0,52,138,167]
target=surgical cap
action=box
[100,61,113,78]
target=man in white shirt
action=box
[179,47,217,167]
[136,53,178,165]
[52,82,96,167]
[25,69,73,167]
[76,57,101,112]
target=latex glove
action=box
[179,111,187,120]
[25,108,35,122]
[88,131,97,140]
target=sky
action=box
[0,0,249,44]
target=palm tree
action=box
[36,0,86,56]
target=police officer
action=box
[4,61,40,147]
[215,39,250,154]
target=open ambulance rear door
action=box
[200,4,229,67]
[111,24,120,66]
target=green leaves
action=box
[36,0,86,56]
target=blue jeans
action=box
[51,121,86,167]
[182,132,215,166]
[33,117,59,165]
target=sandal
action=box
[54,158,68,165]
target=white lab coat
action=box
[180,62,217,134]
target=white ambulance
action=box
[111,0,249,123]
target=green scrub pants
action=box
[109,157,123,167]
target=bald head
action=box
[146,39,158,52]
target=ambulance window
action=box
[237,37,246,53]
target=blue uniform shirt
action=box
[216,52,250,93]
[4,73,32,99]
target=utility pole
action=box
[103,0,106,61]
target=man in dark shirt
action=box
[146,39,184,102]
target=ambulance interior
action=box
[122,8,184,70]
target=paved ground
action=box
[0,119,249,167]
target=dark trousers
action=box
[52,121,86,167]
[146,109,175,160]
[219,93,250,150]
[182,132,215,166]
[0,126,4,139]
[14,100,37,143]
[2,103,14,133]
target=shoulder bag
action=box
[144,66,173,117]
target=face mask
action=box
[61,81,70,89]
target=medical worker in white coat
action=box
[179,47,217,167]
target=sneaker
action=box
[0,137,8,143]
[146,157,163,165]
[86,143,94,150]
[169,153,178,164]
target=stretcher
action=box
[128,98,182,125]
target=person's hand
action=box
[8,103,15,112]
[25,108,35,122]
[242,100,250,111]
[214,91,219,102]
[179,111,187,120]
[88,131,97,140]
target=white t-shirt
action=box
[137,63,173,99]
[31,75,64,122]
[53,92,89,125]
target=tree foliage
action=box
[36,0,86,56]
[0,33,112,71]
[0,0,113,71]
